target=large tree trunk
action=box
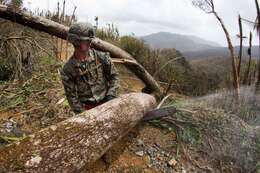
[0,4,161,94]
[0,93,156,173]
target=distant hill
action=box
[141,32,259,60]
[141,32,221,52]
[183,46,259,59]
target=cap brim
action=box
[79,36,94,41]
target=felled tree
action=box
[0,93,157,172]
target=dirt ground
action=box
[83,122,245,173]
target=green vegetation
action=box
[97,25,215,96]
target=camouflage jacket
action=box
[60,49,120,114]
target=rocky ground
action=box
[87,124,200,173]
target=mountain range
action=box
[141,32,259,59]
[182,46,259,59]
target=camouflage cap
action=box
[68,22,95,46]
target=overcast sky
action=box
[23,0,258,46]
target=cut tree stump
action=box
[0,93,156,173]
[0,4,161,94]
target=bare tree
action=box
[254,0,260,93]
[54,1,60,58]
[243,32,253,85]
[192,0,240,98]
[64,5,77,59]
[58,0,66,59]
[94,16,99,30]
[237,14,244,77]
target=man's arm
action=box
[105,53,120,98]
[60,68,85,114]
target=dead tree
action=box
[243,32,253,85]
[64,5,77,59]
[254,0,260,93]
[192,0,240,99]
[0,93,156,172]
[0,4,161,94]
[54,1,60,58]
[237,14,244,77]
[58,0,66,59]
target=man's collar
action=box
[73,49,95,63]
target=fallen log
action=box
[0,4,161,94]
[0,93,156,173]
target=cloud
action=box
[23,0,259,46]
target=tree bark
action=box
[0,93,156,173]
[0,4,161,94]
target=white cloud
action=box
[23,0,259,46]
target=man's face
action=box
[79,40,91,53]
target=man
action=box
[60,22,120,114]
